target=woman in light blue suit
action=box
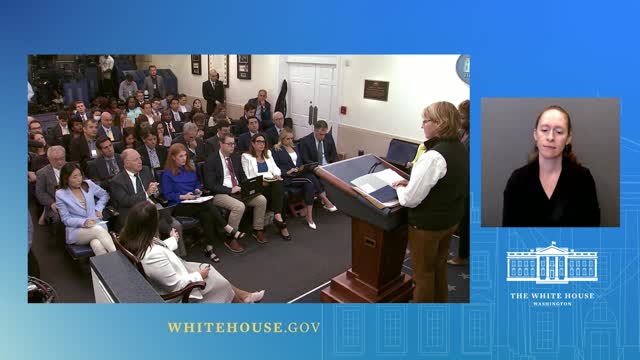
[55,163,116,256]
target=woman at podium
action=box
[392,101,469,303]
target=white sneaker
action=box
[244,290,265,303]
[308,222,317,230]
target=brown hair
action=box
[529,105,579,165]
[458,99,470,133]
[165,143,194,175]
[422,101,461,140]
[249,133,270,159]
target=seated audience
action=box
[29,132,49,172]
[137,129,167,175]
[125,96,142,124]
[135,90,145,108]
[203,133,268,252]
[152,121,171,148]
[69,118,99,173]
[169,97,187,124]
[116,110,133,129]
[72,101,89,121]
[272,128,337,229]
[178,94,191,114]
[247,89,273,131]
[55,162,115,256]
[118,74,138,102]
[120,201,264,303]
[134,115,151,142]
[172,122,207,164]
[87,137,123,180]
[204,119,231,156]
[191,98,204,120]
[28,119,43,136]
[237,116,261,153]
[115,127,138,153]
[161,144,246,262]
[151,97,163,118]
[241,133,291,240]
[35,145,66,225]
[161,109,182,139]
[96,112,122,142]
[110,149,186,257]
[234,103,257,136]
[299,120,337,165]
[47,111,70,146]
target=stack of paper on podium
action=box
[351,168,405,208]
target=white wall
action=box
[150,54,279,108]
[338,55,469,142]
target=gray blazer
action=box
[36,164,60,222]
[142,75,166,99]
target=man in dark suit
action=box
[141,65,166,99]
[204,119,231,157]
[172,122,207,163]
[109,149,186,257]
[72,100,90,121]
[161,109,181,140]
[202,70,225,115]
[35,145,66,225]
[247,89,273,131]
[168,98,186,125]
[233,103,257,136]
[86,137,124,180]
[203,133,268,252]
[96,112,122,142]
[69,118,99,173]
[47,111,71,146]
[237,116,261,153]
[265,111,286,147]
[137,128,167,177]
[299,120,338,165]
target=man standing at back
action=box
[142,65,166,100]
[202,70,225,115]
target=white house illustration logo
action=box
[506,242,598,284]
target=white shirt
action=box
[172,110,181,122]
[126,169,148,199]
[219,150,236,188]
[288,149,298,165]
[53,167,61,184]
[396,149,447,208]
[179,105,188,113]
[314,137,328,165]
[60,124,70,135]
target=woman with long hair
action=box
[120,201,264,303]
[272,127,336,229]
[161,143,246,262]
[502,105,600,226]
[55,163,115,256]
[125,96,142,124]
[241,133,291,240]
[392,101,469,303]
[152,121,170,148]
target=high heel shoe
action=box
[243,290,265,303]
[274,219,292,241]
[204,245,220,263]
[323,205,338,212]
[307,222,317,230]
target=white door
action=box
[287,62,338,141]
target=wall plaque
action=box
[363,80,389,101]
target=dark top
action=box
[409,138,468,230]
[298,132,338,165]
[502,157,600,227]
[203,151,247,195]
[109,166,155,230]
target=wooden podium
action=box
[316,154,414,303]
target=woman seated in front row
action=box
[55,163,116,256]
[272,128,337,229]
[241,133,291,241]
[120,201,264,303]
[161,143,245,262]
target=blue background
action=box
[6,0,640,358]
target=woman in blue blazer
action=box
[271,128,337,230]
[55,162,115,256]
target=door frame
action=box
[276,55,343,145]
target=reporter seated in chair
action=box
[272,128,337,230]
[35,146,66,225]
[109,149,187,257]
[161,143,246,263]
[172,122,207,164]
[241,133,291,241]
[136,129,167,177]
[299,120,338,166]
[87,136,123,180]
[120,201,264,303]
[55,163,116,256]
